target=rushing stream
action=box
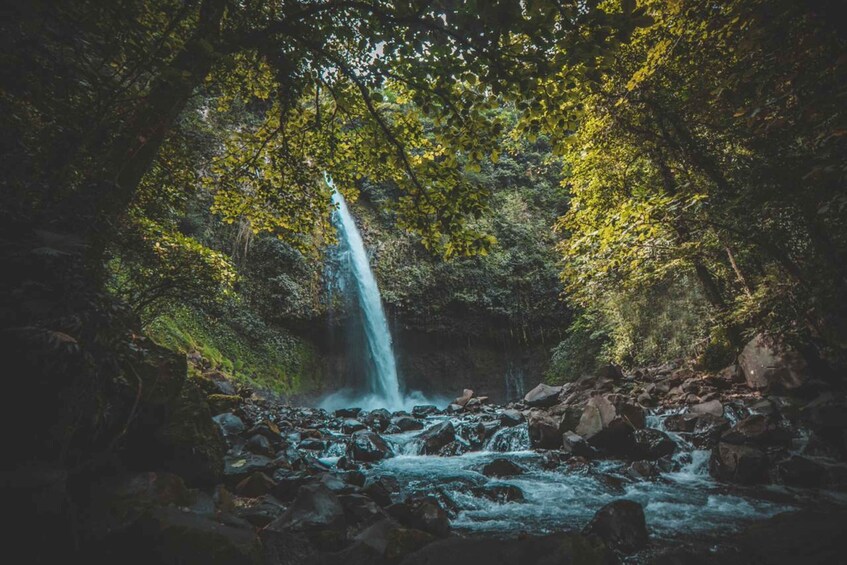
[311,410,847,544]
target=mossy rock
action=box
[208,394,242,415]
[156,379,226,486]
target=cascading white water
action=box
[326,178,403,409]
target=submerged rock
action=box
[481,458,524,477]
[583,499,648,554]
[471,485,525,503]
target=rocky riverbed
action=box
[61,335,847,564]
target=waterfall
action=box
[326,178,403,409]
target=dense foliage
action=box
[548,0,847,374]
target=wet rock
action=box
[739,333,809,392]
[562,431,593,457]
[237,495,285,527]
[339,493,388,528]
[583,499,648,554]
[527,409,564,449]
[500,409,524,427]
[213,413,246,438]
[438,441,470,457]
[270,470,314,502]
[575,396,636,454]
[472,484,525,503]
[627,460,661,480]
[335,407,362,418]
[342,419,367,434]
[630,428,676,460]
[399,533,614,565]
[392,416,424,432]
[245,434,274,457]
[721,414,790,447]
[113,506,262,564]
[524,383,563,408]
[364,409,392,432]
[416,421,456,455]
[352,519,436,563]
[664,413,698,433]
[223,454,275,486]
[298,438,326,451]
[235,471,276,497]
[405,496,450,537]
[347,430,394,462]
[691,399,723,417]
[691,414,731,448]
[481,458,524,477]
[454,389,474,407]
[266,483,346,532]
[776,455,825,487]
[412,405,439,418]
[363,479,394,507]
[709,442,769,484]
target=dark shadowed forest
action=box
[2,1,846,563]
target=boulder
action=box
[454,389,474,407]
[524,383,563,408]
[412,405,439,418]
[399,533,615,565]
[481,458,524,477]
[223,454,275,486]
[237,495,286,528]
[405,496,450,537]
[582,499,648,554]
[347,430,394,462]
[691,413,731,448]
[213,413,246,438]
[391,416,424,432]
[416,421,456,455]
[500,409,524,427]
[527,409,564,449]
[721,414,790,447]
[471,485,525,503]
[335,407,362,418]
[235,472,276,498]
[575,396,637,454]
[245,434,274,457]
[561,431,593,457]
[776,455,825,487]
[629,428,676,460]
[207,394,242,415]
[690,399,724,417]
[153,379,227,486]
[342,419,367,434]
[709,442,769,484]
[118,506,261,564]
[339,493,388,528]
[739,334,809,392]
[266,483,346,532]
[364,409,392,432]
